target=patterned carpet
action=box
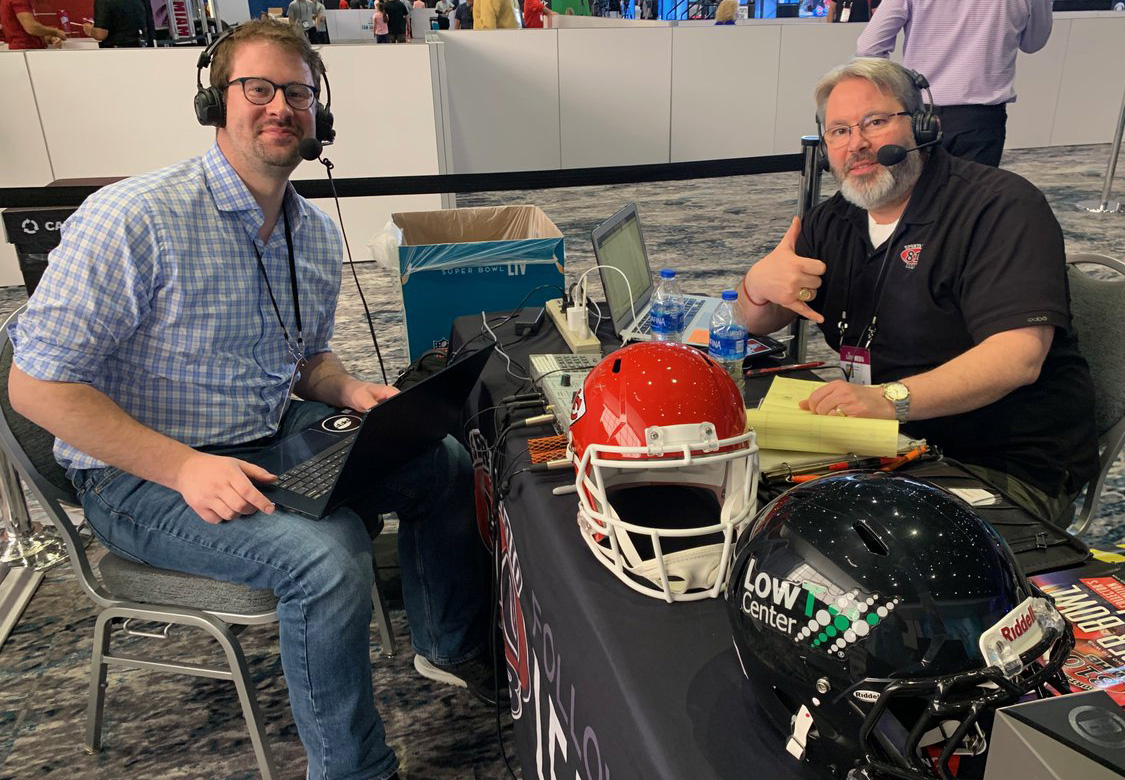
[0,142,1123,779]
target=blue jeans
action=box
[72,401,490,780]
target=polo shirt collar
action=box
[202,143,309,227]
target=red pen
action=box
[745,361,826,377]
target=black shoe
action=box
[414,653,508,707]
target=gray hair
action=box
[814,58,923,124]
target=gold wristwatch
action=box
[882,382,910,423]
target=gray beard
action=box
[835,149,925,213]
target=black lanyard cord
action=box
[252,208,304,358]
[838,214,905,351]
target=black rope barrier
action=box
[0,153,804,210]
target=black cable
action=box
[446,283,566,364]
[320,156,389,385]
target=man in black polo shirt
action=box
[82,0,154,47]
[739,57,1098,525]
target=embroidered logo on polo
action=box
[900,243,922,270]
[738,557,899,656]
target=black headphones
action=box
[193,26,336,146]
[816,66,940,172]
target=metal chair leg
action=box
[209,622,278,780]
[372,561,397,658]
[85,611,113,753]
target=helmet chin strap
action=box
[627,544,726,597]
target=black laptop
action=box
[247,344,495,519]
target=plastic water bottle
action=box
[709,290,747,396]
[58,8,69,32]
[650,269,685,341]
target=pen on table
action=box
[788,455,898,482]
[745,361,826,378]
[880,444,929,472]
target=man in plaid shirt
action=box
[8,20,493,780]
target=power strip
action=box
[545,298,601,354]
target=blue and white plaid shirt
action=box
[10,144,343,470]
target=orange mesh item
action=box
[527,435,568,464]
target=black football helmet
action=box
[726,472,1073,780]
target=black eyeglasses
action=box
[227,77,319,111]
[823,111,911,148]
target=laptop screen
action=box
[591,204,654,335]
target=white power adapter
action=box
[566,304,592,340]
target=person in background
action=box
[856,0,1053,167]
[714,0,736,24]
[434,0,452,29]
[825,0,870,23]
[412,0,424,6]
[287,0,327,43]
[522,0,556,28]
[338,0,348,8]
[82,0,155,46]
[453,0,473,29]
[0,0,66,48]
[474,0,516,27]
[8,20,495,780]
[738,57,1097,527]
[372,0,390,40]
[383,0,409,40]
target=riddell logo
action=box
[1000,605,1035,642]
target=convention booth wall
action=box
[441,13,1125,173]
[0,43,448,287]
[3,11,1125,284]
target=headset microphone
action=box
[875,137,941,167]
[298,137,323,161]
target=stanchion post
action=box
[784,135,824,363]
[1077,82,1125,214]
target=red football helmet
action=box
[567,342,759,602]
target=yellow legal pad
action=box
[745,377,900,457]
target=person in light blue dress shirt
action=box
[8,20,493,780]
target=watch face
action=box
[884,383,909,401]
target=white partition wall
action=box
[558,27,673,168]
[1007,20,1071,150]
[436,29,561,174]
[5,44,444,287]
[0,53,55,286]
[772,22,867,151]
[26,48,216,179]
[669,25,782,162]
[1049,14,1125,147]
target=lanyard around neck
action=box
[252,207,304,360]
[838,222,899,351]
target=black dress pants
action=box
[935,104,1008,168]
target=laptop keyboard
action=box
[275,437,354,500]
[635,297,705,335]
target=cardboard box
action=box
[394,205,565,361]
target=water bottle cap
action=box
[721,289,738,301]
[659,269,676,279]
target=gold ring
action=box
[833,406,847,417]
[797,287,813,302]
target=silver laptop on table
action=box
[590,203,723,347]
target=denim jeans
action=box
[72,401,490,780]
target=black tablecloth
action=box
[450,312,828,780]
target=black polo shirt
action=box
[798,147,1098,499]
